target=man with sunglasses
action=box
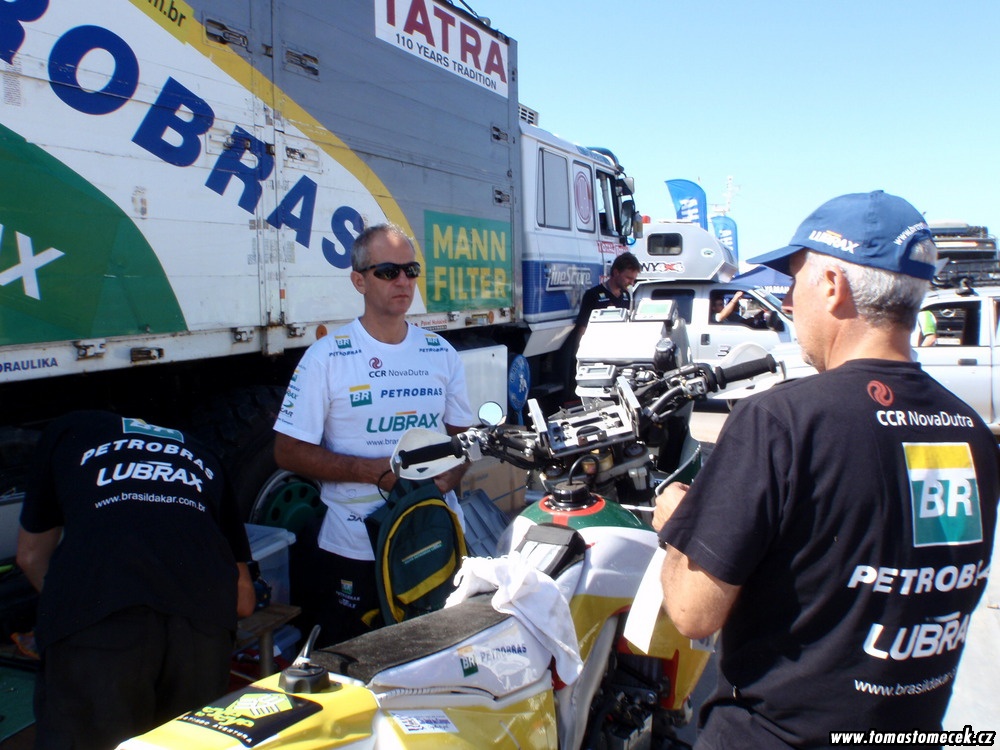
[273,224,473,645]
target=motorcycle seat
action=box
[311,593,508,685]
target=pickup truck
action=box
[771,260,1000,436]
[575,221,795,401]
[915,261,1000,435]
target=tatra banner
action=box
[666,179,707,230]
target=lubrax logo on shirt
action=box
[96,461,204,492]
[903,443,984,547]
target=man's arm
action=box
[236,562,256,618]
[274,433,396,492]
[16,526,61,591]
[653,481,740,640]
[661,546,740,640]
[714,291,743,322]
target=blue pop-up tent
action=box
[734,265,792,299]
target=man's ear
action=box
[827,266,853,315]
[351,270,366,294]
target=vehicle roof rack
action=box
[931,259,1000,292]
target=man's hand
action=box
[652,482,689,532]
[433,460,469,494]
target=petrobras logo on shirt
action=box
[847,558,989,663]
[329,336,362,358]
[903,442,984,547]
[121,417,184,443]
[380,387,444,399]
[349,384,373,408]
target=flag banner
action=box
[666,179,708,230]
[711,214,739,265]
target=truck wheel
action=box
[191,387,323,533]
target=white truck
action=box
[0,0,642,559]
[770,260,1000,436]
[576,221,794,401]
[914,260,1000,435]
[929,222,998,262]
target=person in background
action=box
[575,251,641,343]
[711,291,746,323]
[17,410,255,750]
[652,191,999,747]
[567,251,642,400]
[712,290,768,328]
[273,223,472,646]
[916,308,938,346]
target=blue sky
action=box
[487,0,999,264]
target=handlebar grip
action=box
[496,428,531,452]
[397,437,464,469]
[715,355,777,390]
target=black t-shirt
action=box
[575,283,631,327]
[660,360,999,746]
[20,410,252,650]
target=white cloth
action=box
[445,552,584,683]
[273,319,473,559]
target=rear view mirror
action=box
[620,200,635,238]
[478,401,505,426]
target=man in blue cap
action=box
[651,191,999,747]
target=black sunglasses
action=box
[357,261,421,280]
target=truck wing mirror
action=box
[620,199,635,238]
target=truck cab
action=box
[773,260,1000,436]
[575,221,795,401]
[914,260,1000,434]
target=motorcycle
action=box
[118,351,779,750]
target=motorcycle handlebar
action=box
[495,428,532,453]
[396,437,464,469]
[713,354,777,390]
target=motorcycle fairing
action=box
[118,677,378,749]
[373,689,558,748]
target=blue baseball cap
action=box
[748,191,936,280]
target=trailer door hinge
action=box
[285,49,320,76]
[205,19,249,49]
[232,327,255,343]
[286,323,306,338]
[494,188,511,206]
[491,125,509,142]
[74,339,106,359]
[131,347,164,363]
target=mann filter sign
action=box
[375,0,510,97]
[424,211,511,312]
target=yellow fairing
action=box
[123,674,377,748]
[570,594,632,662]
[571,593,713,711]
[379,691,557,748]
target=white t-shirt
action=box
[274,320,473,559]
